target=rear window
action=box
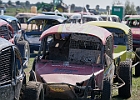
[103,27,127,45]
[126,19,140,28]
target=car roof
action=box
[0,38,14,50]
[27,15,67,24]
[100,15,119,17]
[40,24,112,45]
[85,21,130,34]
[15,13,41,18]
[0,19,9,26]
[70,14,101,19]
[0,15,18,23]
[128,17,140,20]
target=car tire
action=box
[118,60,132,98]
[135,48,140,77]
[101,80,112,100]
[22,81,44,100]
[16,40,30,67]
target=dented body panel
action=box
[31,24,115,100]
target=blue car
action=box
[23,15,67,53]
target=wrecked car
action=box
[23,15,67,53]
[86,21,136,97]
[0,37,44,100]
[0,15,30,67]
[29,24,132,100]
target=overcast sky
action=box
[4,0,140,9]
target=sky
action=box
[4,0,140,9]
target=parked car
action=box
[29,23,132,100]
[126,16,140,50]
[100,15,121,22]
[0,15,21,34]
[42,11,68,18]
[122,15,132,24]
[0,18,30,67]
[85,21,134,98]
[23,15,67,53]
[15,13,43,29]
[0,37,44,100]
[69,13,103,23]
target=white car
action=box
[100,15,121,22]
[69,14,103,23]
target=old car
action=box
[126,16,140,50]
[85,21,134,98]
[29,23,132,100]
[125,16,140,76]
[23,15,67,53]
[15,13,44,30]
[0,18,30,67]
[69,13,103,23]
[100,15,121,22]
[0,15,21,34]
[0,37,44,100]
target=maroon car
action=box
[29,24,131,100]
[0,19,30,67]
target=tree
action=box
[15,1,20,5]
[8,0,12,6]
[71,4,75,12]
[96,5,100,10]
[136,6,140,12]
[25,1,30,7]
[36,2,41,7]
[112,0,122,5]
[125,0,136,15]
[86,4,90,10]
[0,0,2,5]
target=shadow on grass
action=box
[30,53,38,58]
[132,74,140,78]
[112,95,129,100]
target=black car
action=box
[0,37,44,100]
[0,37,26,100]
[23,15,67,53]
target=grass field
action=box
[25,57,140,100]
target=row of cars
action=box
[0,12,140,100]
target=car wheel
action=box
[118,60,132,98]
[135,48,140,77]
[22,81,44,100]
[101,80,112,100]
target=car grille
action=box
[0,47,12,85]
[0,25,12,40]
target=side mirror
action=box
[22,29,26,34]
[22,57,28,67]
[14,33,22,44]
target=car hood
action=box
[131,28,140,39]
[35,60,104,85]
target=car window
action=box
[127,19,140,28]
[10,20,20,32]
[27,19,60,31]
[41,33,102,65]
[99,17,103,21]
[112,17,118,22]
[103,27,127,45]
